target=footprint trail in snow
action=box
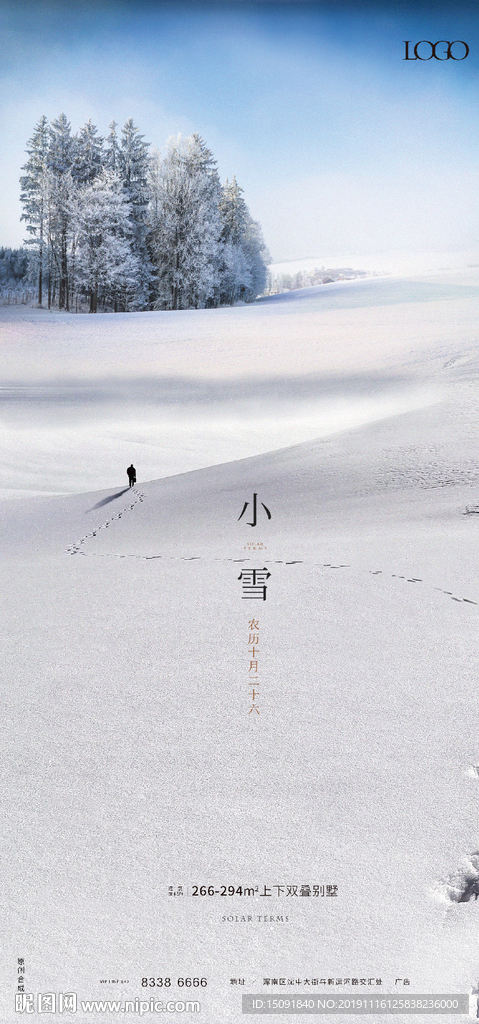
[67,496,478,610]
[67,487,145,555]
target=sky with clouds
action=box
[1,0,478,261]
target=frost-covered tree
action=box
[20,115,50,305]
[48,113,75,309]
[219,176,249,245]
[71,170,141,312]
[105,120,120,174]
[73,120,104,184]
[0,247,29,286]
[218,240,252,306]
[19,116,270,313]
[240,215,270,300]
[148,148,162,231]
[117,118,152,307]
[151,133,223,309]
[218,176,269,303]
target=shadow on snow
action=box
[88,488,130,511]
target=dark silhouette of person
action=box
[127,464,136,487]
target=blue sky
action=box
[1,0,478,260]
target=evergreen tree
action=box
[73,119,104,184]
[48,113,75,309]
[72,170,141,312]
[219,239,252,306]
[151,133,223,310]
[105,120,120,174]
[240,215,270,300]
[20,114,50,305]
[118,118,152,308]
[219,176,249,245]
[0,248,29,286]
[148,148,162,231]
[218,176,269,303]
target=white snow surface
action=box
[270,248,479,278]
[2,268,479,1021]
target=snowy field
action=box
[2,266,479,1022]
[3,265,479,496]
[270,248,479,279]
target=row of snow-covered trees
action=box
[0,247,28,286]
[0,247,33,305]
[20,114,269,312]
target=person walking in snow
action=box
[127,464,136,487]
